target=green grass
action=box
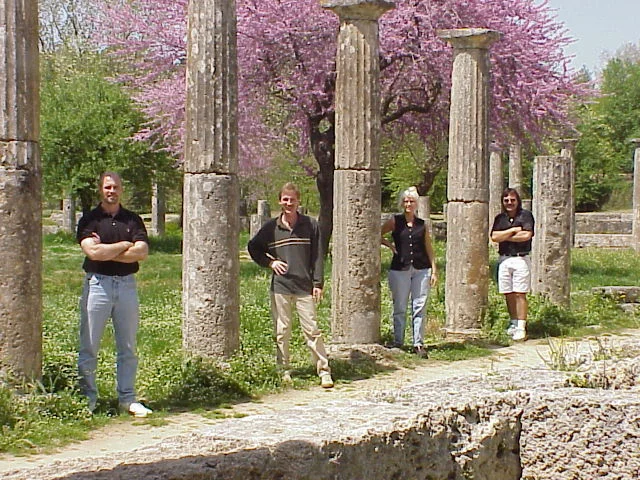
[571,247,640,290]
[0,233,638,455]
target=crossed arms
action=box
[490,226,533,244]
[80,233,148,263]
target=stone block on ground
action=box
[5,342,640,480]
[4,335,640,480]
[574,233,634,248]
[575,212,632,234]
[591,286,640,303]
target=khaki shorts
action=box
[498,255,531,294]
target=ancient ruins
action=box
[438,28,500,336]
[0,0,43,380]
[1,0,639,477]
[182,0,240,358]
[322,0,393,345]
[3,335,639,479]
[531,155,572,306]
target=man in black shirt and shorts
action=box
[490,188,535,341]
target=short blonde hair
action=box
[279,182,301,200]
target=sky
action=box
[546,0,640,72]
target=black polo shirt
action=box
[77,204,148,276]
[491,209,535,256]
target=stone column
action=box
[182,0,239,357]
[418,195,432,238]
[322,0,394,344]
[249,200,271,238]
[508,141,523,194]
[531,155,571,306]
[560,138,578,247]
[0,0,42,380]
[488,143,503,228]
[151,179,166,236]
[438,28,501,337]
[62,194,76,233]
[631,139,640,252]
[257,199,270,218]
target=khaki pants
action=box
[270,293,331,375]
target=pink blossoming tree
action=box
[93,0,590,246]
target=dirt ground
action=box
[1,330,637,474]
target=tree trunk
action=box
[78,187,94,215]
[309,119,335,258]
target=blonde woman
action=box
[381,187,437,357]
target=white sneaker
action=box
[506,320,517,337]
[282,370,293,384]
[320,373,334,389]
[125,402,153,418]
[512,328,527,342]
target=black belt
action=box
[502,252,529,257]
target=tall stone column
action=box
[631,139,640,252]
[508,141,523,194]
[438,28,501,337]
[182,0,239,357]
[62,194,76,233]
[488,143,503,228]
[531,155,571,306]
[151,179,166,236]
[322,0,393,344]
[560,138,578,247]
[0,0,42,379]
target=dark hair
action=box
[501,188,522,213]
[279,182,301,200]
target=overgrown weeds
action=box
[538,338,588,371]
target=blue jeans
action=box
[78,273,140,407]
[388,267,432,347]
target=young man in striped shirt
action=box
[248,183,334,388]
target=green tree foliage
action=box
[380,135,447,213]
[574,54,640,211]
[598,57,640,168]
[40,52,174,213]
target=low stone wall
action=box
[385,212,634,245]
[575,212,632,234]
[5,340,639,480]
[46,211,634,242]
[574,233,633,248]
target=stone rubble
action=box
[3,338,639,480]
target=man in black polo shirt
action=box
[248,182,334,388]
[76,172,152,417]
[490,188,535,341]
